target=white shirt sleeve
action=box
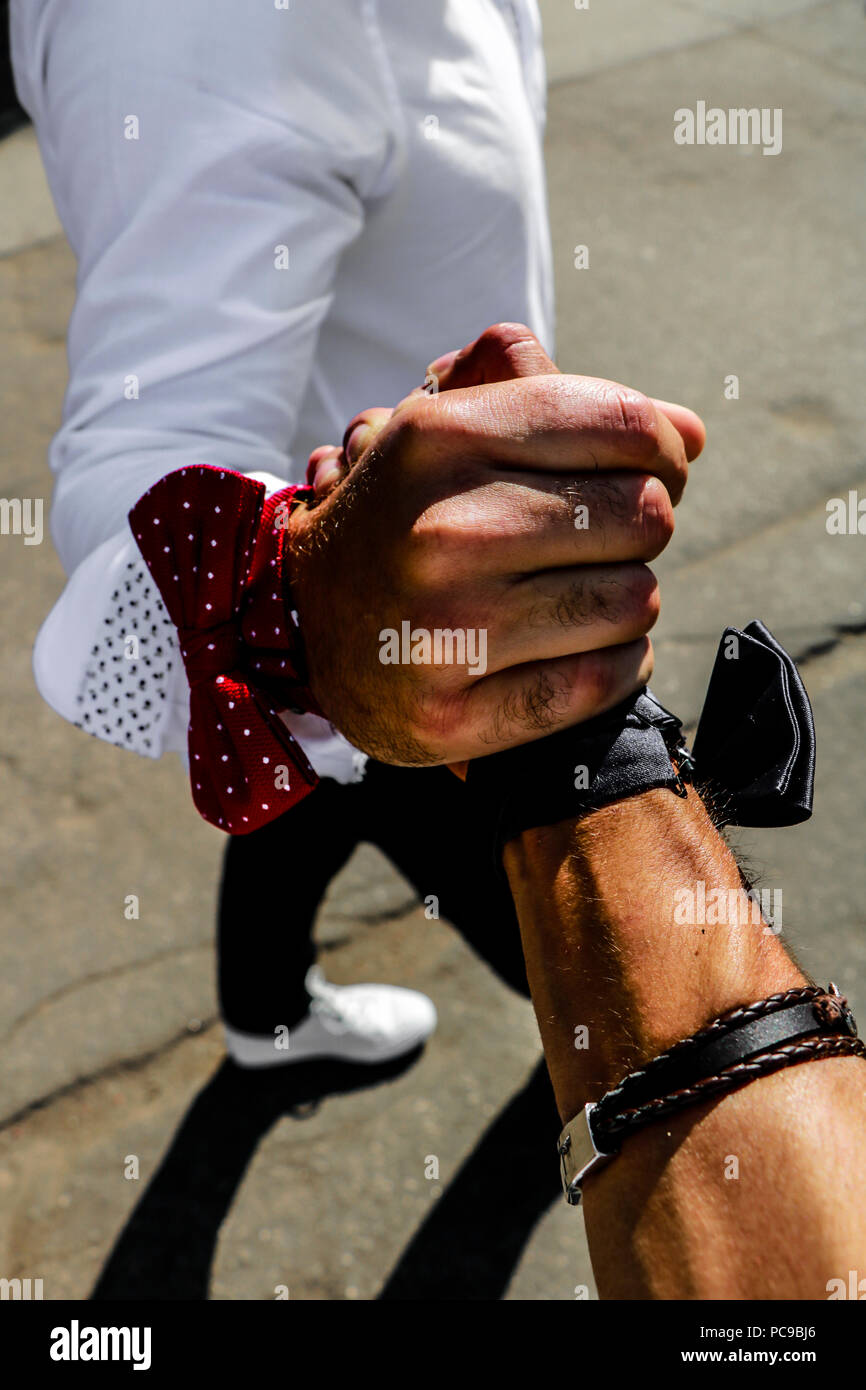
[13,0,395,780]
[32,473,368,782]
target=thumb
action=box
[424,321,559,392]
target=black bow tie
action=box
[465,619,815,859]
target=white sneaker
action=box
[224,967,437,1068]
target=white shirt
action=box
[11,0,553,779]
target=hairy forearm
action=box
[504,788,866,1299]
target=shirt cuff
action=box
[33,470,368,784]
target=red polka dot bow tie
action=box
[129,464,321,833]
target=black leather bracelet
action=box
[593,984,859,1143]
[558,985,865,1204]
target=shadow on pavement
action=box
[377,1058,561,1301]
[90,1049,422,1301]
[90,1052,560,1301]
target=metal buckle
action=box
[557,1103,617,1206]
[667,742,694,797]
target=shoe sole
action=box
[223,1024,434,1070]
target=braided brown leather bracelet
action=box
[558,984,865,1205]
[607,1033,866,1139]
[593,985,856,1133]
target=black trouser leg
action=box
[217,778,361,1032]
[359,762,531,999]
[216,760,530,1035]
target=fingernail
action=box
[344,422,372,464]
[313,460,344,496]
[426,349,458,376]
[306,445,338,484]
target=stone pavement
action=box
[0,0,863,1299]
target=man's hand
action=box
[288,323,705,766]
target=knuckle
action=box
[401,527,451,588]
[577,648,619,708]
[606,387,660,461]
[552,575,598,628]
[625,563,661,629]
[412,683,467,749]
[405,500,490,584]
[391,388,425,417]
[387,394,434,460]
[473,321,541,373]
[479,321,536,352]
[525,572,594,630]
[494,667,572,740]
[634,474,675,556]
[519,670,570,731]
[391,395,424,438]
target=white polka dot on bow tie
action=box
[262,756,269,764]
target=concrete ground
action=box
[0,0,863,1300]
